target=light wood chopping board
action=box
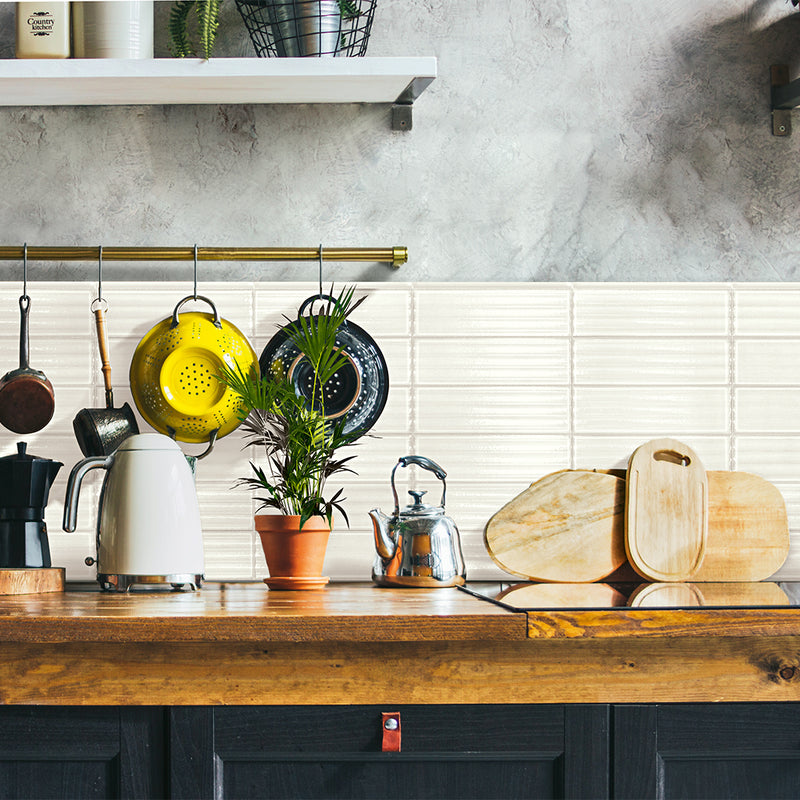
[485,468,789,583]
[625,438,708,582]
[495,581,628,609]
[0,567,64,596]
[628,581,789,607]
[484,470,627,583]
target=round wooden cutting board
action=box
[484,470,627,583]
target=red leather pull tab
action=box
[381,712,401,752]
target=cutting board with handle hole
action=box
[484,469,627,583]
[485,465,789,583]
[626,438,708,582]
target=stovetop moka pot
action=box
[0,442,62,568]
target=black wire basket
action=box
[235,0,376,58]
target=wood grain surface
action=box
[484,470,627,582]
[0,582,526,643]
[626,438,708,581]
[3,636,800,705]
[0,568,64,596]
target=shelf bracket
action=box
[391,75,434,132]
[771,65,799,136]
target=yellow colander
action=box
[129,295,258,445]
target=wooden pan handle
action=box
[93,306,114,408]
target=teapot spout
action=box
[369,508,396,559]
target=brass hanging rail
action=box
[0,246,408,269]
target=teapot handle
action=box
[62,455,113,533]
[391,455,447,514]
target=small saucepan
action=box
[0,295,55,435]
[73,299,139,457]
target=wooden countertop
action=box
[0,582,528,643]
[2,583,800,705]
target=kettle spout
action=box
[369,509,396,559]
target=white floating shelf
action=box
[0,56,437,107]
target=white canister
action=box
[73,1,154,59]
[15,2,70,58]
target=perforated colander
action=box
[129,295,259,445]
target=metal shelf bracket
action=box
[391,75,434,132]
[771,65,798,136]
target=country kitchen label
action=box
[26,10,56,36]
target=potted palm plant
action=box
[218,286,365,590]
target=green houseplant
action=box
[218,286,365,589]
[169,0,222,59]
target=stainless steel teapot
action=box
[369,455,466,588]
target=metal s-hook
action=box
[91,246,108,313]
[193,244,198,301]
[22,243,28,300]
[318,243,324,299]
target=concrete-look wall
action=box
[0,0,798,284]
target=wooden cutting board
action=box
[626,438,708,581]
[0,567,64,596]
[495,581,628,609]
[484,470,627,583]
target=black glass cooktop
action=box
[461,582,800,611]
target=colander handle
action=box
[170,295,223,330]
[167,426,219,460]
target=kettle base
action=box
[98,573,203,592]
[371,572,466,589]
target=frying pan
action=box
[0,295,55,434]
[129,294,258,449]
[259,293,389,438]
[73,299,139,457]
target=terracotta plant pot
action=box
[255,514,331,590]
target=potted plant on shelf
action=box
[169,0,222,59]
[218,286,365,590]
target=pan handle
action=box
[170,295,222,330]
[18,295,30,370]
[91,300,114,408]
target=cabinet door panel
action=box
[171,704,610,800]
[0,707,165,800]
[614,703,800,800]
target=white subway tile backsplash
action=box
[415,285,571,337]
[736,388,800,434]
[416,338,569,385]
[574,286,729,336]
[575,339,729,385]
[735,340,800,385]
[5,281,800,582]
[415,434,571,484]
[417,386,570,434]
[574,386,730,435]
[735,289,800,336]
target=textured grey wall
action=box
[0,0,798,283]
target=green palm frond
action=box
[169,0,196,57]
[197,0,221,60]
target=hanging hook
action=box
[318,243,324,299]
[22,243,28,300]
[91,246,108,313]
[193,244,199,301]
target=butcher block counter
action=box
[0,581,800,705]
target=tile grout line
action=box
[409,282,417,488]
[568,284,576,469]
[728,284,737,472]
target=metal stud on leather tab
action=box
[381,712,401,752]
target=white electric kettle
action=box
[63,433,204,591]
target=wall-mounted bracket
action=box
[771,65,799,136]
[391,75,434,131]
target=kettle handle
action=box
[391,455,447,515]
[62,455,113,532]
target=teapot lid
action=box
[401,490,442,517]
[0,441,58,464]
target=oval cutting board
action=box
[625,438,708,582]
[484,470,627,583]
